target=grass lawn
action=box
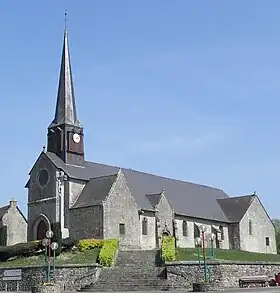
[176,248,280,262]
[0,248,101,267]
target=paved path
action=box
[7,286,278,293]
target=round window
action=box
[38,169,49,187]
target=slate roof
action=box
[72,174,118,208]
[217,195,255,222]
[44,152,230,222]
[0,206,9,219]
[145,193,163,209]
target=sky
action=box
[1,0,280,218]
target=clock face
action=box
[73,133,81,144]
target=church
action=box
[25,26,277,254]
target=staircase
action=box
[79,249,169,291]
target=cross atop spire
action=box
[49,15,81,128]
[64,10,68,31]
[47,15,85,165]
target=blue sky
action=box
[1,0,280,218]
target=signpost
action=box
[2,269,22,291]
[3,269,22,281]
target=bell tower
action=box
[47,22,84,165]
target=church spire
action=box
[47,14,85,165]
[49,13,81,128]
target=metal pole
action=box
[44,246,47,262]
[44,246,48,282]
[47,242,51,282]
[202,231,207,282]
[53,250,56,274]
[198,245,201,267]
[211,240,214,258]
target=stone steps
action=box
[80,280,169,292]
[79,249,167,292]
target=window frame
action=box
[142,217,148,235]
[182,221,188,237]
[249,220,252,235]
[119,223,125,235]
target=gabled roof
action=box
[71,174,118,209]
[0,205,27,223]
[43,152,229,222]
[0,206,9,219]
[217,195,255,222]
[145,193,163,209]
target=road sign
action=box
[3,269,22,281]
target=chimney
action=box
[9,198,17,209]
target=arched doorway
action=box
[162,231,170,237]
[37,220,48,240]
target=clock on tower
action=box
[68,131,84,155]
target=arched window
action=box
[249,220,252,235]
[219,225,224,240]
[142,217,148,235]
[182,221,188,237]
[194,224,200,238]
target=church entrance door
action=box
[37,220,48,240]
[161,231,170,247]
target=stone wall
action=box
[174,215,230,250]
[140,212,156,250]
[27,153,58,241]
[239,196,277,254]
[166,260,280,289]
[0,264,101,292]
[156,193,174,240]
[103,170,140,250]
[69,205,103,239]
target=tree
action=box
[272,219,280,254]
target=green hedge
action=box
[98,239,119,267]
[161,236,175,261]
[0,226,7,246]
[77,239,104,252]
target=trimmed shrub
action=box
[0,241,44,261]
[77,239,104,252]
[0,226,7,246]
[51,222,62,256]
[61,237,77,252]
[98,239,119,267]
[161,236,176,261]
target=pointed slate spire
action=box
[49,20,81,128]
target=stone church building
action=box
[25,27,277,254]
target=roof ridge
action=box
[85,160,226,192]
[218,194,255,201]
[146,192,162,196]
[88,173,118,181]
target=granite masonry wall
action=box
[0,264,101,291]
[166,260,280,289]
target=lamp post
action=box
[200,225,207,283]
[51,242,59,274]
[195,237,202,267]
[41,238,49,282]
[45,230,54,283]
[210,233,216,259]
